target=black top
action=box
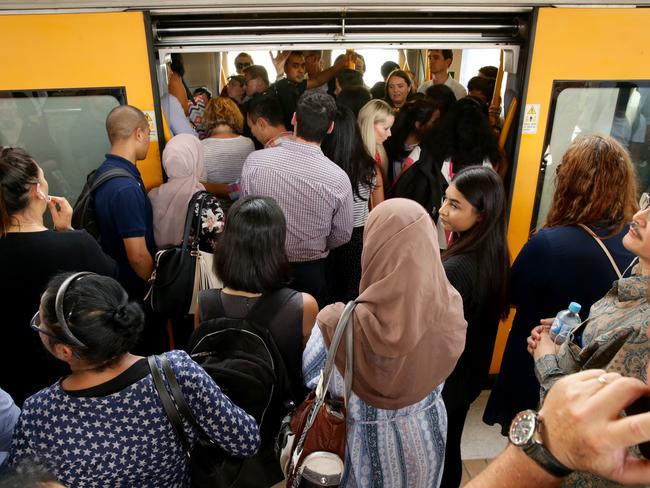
[0,230,118,405]
[442,252,500,412]
[270,78,308,131]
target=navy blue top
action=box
[94,154,156,299]
[484,223,635,434]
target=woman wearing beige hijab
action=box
[303,198,467,488]
[148,134,225,251]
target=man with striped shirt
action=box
[240,91,354,306]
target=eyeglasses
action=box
[235,62,251,70]
[29,311,62,342]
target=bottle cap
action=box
[568,302,581,314]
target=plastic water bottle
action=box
[549,302,582,344]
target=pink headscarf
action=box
[149,134,206,248]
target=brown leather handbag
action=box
[278,301,355,488]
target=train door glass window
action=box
[0,88,125,206]
[532,81,650,230]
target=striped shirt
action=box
[240,139,354,262]
[201,136,255,184]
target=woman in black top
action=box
[0,146,117,404]
[193,195,318,486]
[436,166,510,488]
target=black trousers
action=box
[440,403,472,488]
[290,259,327,308]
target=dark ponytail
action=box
[0,146,39,237]
[41,273,145,366]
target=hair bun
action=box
[110,302,143,332]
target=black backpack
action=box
[72,168,136,241]
[188,288,297,441]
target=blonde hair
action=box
[357,99,395,171]
[203,96,244,134]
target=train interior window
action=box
[0,89,125,215]
[532,81,650,230]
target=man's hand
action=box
[540,369,650,485]
[270,51,291,77]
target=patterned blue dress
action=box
[303,326,447,488]
[9,350,260,487]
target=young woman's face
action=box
[623,194,650,272]
[387,76,410,107]
[227,80,245,103]
[439,183,481,233]
[374,115,395,144]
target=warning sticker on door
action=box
[144,110,158,141]
[522,104,540,134]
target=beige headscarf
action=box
[318,198,467,410]
[149,134,205,248]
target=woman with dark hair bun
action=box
[10,272,260,487]
[436,166,510,488]
[197,195,318,486]
[0,146,117,404]
[485,134,638,436]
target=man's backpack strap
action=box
[89,168,136,192]
[198,289,226,323]
[246,288,298,324]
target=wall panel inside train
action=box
[0,11,162,202]
[492,7,650,372]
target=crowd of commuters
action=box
[1,48,650,488]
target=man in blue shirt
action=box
[94,105,155,300]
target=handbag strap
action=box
[147,355,192,458]
[159,355,214,444]
[577,224,623,279]
[288,301,355,483]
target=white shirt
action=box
[418,75,467,100]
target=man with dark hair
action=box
[243,65,270,98]
[94,105,154,300]
[240,91,353,306]
[479,65,498,79]
[418,49,467,100]
[467,75,496,103]
[246,95,290,147]
[271,51,348,131]
[333,68,365,96]
[370,60,401,99]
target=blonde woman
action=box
[357,99,395,190]
[201,96,254,190]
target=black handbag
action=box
[148,355,244,488]
[146,191,208,316]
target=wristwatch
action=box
[509,409,574,478]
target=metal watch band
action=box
[523,442,574,478]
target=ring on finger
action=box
[597,375,609,385]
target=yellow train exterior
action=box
[1,2,648,373]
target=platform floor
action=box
[460,390,508,485]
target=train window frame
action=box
[529,79,650,233]
[0,87,127,218]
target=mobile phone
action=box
[625,395,650,458]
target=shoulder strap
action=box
[147,355,192,457]
[246,288,297,324]
[160,355,213,443]
[577,224,623,279]
[198,289,226,323]
[89,168,136,192]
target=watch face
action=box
[509,410,537,446]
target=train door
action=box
[0,11,163,203]
[493,7,650,370]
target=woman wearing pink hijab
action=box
[303,198,467,487]
[148,134,224,251]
